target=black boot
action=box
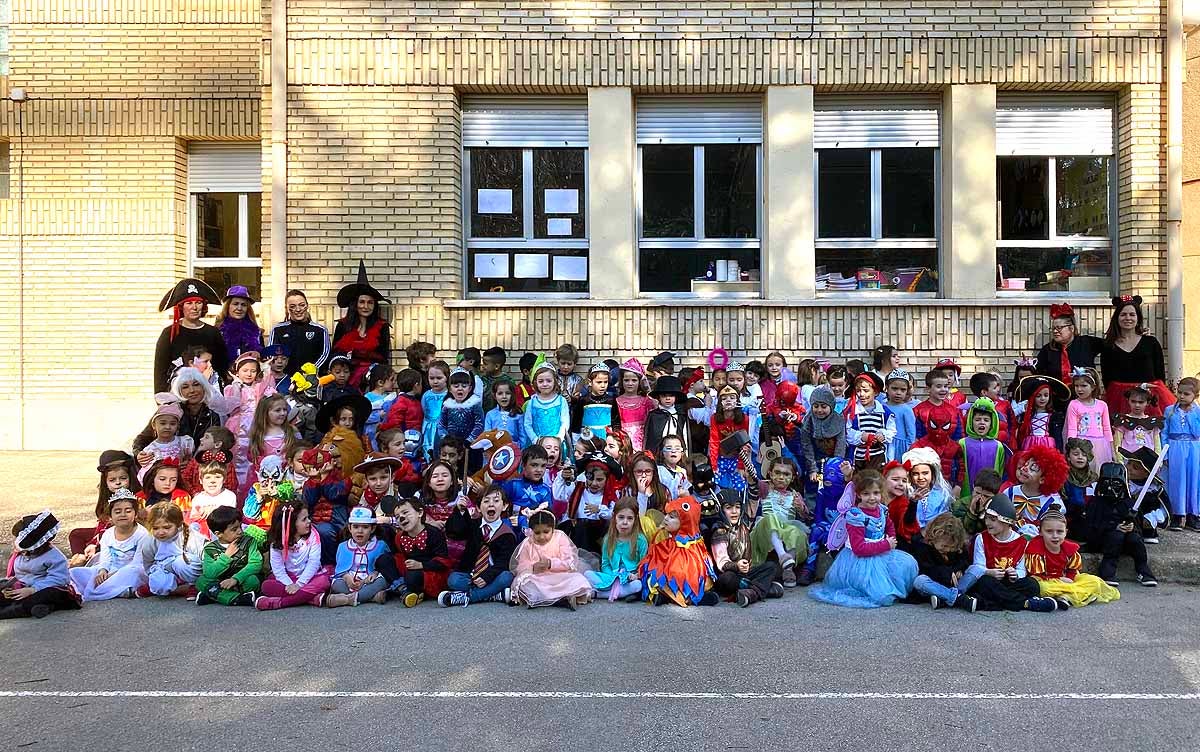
[736,588,761,608]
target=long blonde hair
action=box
[214,299,264,333]
[146,503,191,562]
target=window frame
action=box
[462,146,591,299]
[635,143,763,299]
[187,191,263,271]
[813,146,941,298]
[995,154,1117,298]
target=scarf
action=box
[802,403,846,440]
[219,315,262,360]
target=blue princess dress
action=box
[1164,403,1200,517]
[809,505,917,609]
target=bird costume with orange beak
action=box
[639,495,716,606]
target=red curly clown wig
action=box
[1014,444,1068,495]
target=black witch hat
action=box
[337,260,390,309]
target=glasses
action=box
[1051,324,1073,333]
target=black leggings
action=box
[714,561,782,599]
[968,575,1040,612]
[0,587,81,619]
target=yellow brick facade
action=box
[0,0,1188,450]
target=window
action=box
[0,143,9,199]
[813,97,940,294]
[995,95,1115,294]
[0,0,9,76]
[187,143,263,299]
[462,97,589,296]
[637,97,762,297]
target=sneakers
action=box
[781,564,798,588]
[403,591,424,608]
[233,592,256,607]
[1025,596,1058,613]
[1102,577,1121,587]
[1055,597,1072,611]
[195,590,215,606]
[767,581,785,599]
[29,604,52,619]
[929,594,947,610]
[736,589,755,608]
[1137,572,1159,587]
[698,591,720,607]
[954,595,979,613]
[1144,534,1160,545]
[438,591,470,608]
[1188,515,1200,532]
[308,592,325,608]
[795,567,815,587]
[371,590,387,604]
[489,587,512,604]
[1169,516,1186,532]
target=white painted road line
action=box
[1,690,1198,701]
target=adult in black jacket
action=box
[1034,302,1105,384]
[153,278,227,393]
[268,289,331,378]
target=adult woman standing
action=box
[1100,295,1175,417]
[1034,303,1105,384]
[331,261,391,387]
[153,278,227,393]
[214,285,264,365]
[267,289,331,378]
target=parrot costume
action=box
[639,495,716,607]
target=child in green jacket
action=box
[195,506,266,606]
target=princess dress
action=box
[617,395,655,452]
[1025,536,1119,608]
[809,505,917,609]
[510,529,593,608]
[1164,403,1200,519]
[1022,412,1058,452]
[750,487,809,567]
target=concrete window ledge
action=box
[443,297,1120,309]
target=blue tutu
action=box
[809,505,917,609]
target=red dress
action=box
[332,318,390,387]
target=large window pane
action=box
[468,249,588,295]
[997,247,1111,294]
[199,267,261,302]
[642,145,695,238]
[816,248,939,293]
[533,149,586,240]
[704,144,757,238]
[469,148,523,238]
[998,157,1048,240]
[818,149,871,238]
[639,247,760,293]
[1057,156,1109,237]
[195,193,240,259]
[881,148,935,238]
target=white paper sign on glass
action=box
[477,189,513,214]
[546,218,572,236]
[473,253,509,279]
[544,189,579,214]
[553,256,588,282]
[513,254,550,278]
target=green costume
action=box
[196,525,267,605]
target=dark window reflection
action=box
[818,149,870,238]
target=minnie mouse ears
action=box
[1112,295,1143,308]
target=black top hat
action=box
[159,278,222,311]
[97,449,134,472]
[13,510,60,552]
[649,375,686,399]
[1015,375,1071,404]
[1118,446,1159,474]
[337,260,390,309]
[316,393,373,433]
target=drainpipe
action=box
[1168,0,1192,381]
[270,0,287,320]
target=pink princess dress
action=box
[510,529,593,608]
[1066,398,1114,472]
[617,395,656,452]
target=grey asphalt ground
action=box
[2,586,1200,752]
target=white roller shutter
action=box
[461,97,588,147]
[636,96,762,144]
[187,142,262,193]
[814,95,941,149]
[996,94,1114,156]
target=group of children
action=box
[4,333,1198,621]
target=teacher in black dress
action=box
[1100,295,1175,417]
[1035,302,1105,383]
[152,278,227,393]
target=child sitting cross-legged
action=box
[195,505,266,606]
[0,511,82,619]
[512,508,594,610]
[326,505,395,608]
[711,490,785,608]
[584,496,649,603]
[256,501,331,611]
[137,503,205,598]
[439,484,519,607]
[965,495,1060,613]
[389,496,454,608]
[69,489,150,601]
[908,512,979,612]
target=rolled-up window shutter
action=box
[188,142,262,193]
[996,94,1114,156]
[814,95,941,149]
[462,97,589,147]
[636,96,763,144]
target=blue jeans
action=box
[447,570,513,604]
[913,567,983,604]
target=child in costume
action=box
[843,372,895,471]
[420,360,450,457]
[501,446,554,529]
[1120,447,1170,543]
[951,468,1002,538]
[957,398,1011,500]
[882,460,920,552]
[965,495,1059,612]
[630,452,672,530]
[256,501,330,610]
[616,358,656,452]
[902,446,955,534]
[195,505,266,606]
[554,344,585,402]
[187,453,237,538]
[70,450,140,565]
[511,509,593,609]
[381,368,425,437]
[800,386,847,499]
[1015,375,1068,452]
[1113,384,1163,456]
[570,363,621,442]
[135,395,195,483]
[1163,377,1200,530]
[644,375,694,457]
[553,452,620,554]
[439,368,485,475]
[391,496,454,607]
[1084,463,1158,587]
[1066,367,1113,471]
[885,370,917,460]
[1026,508,1120,608]
[910,401,963,488]
[484,380,526,449]
[319,394,371,480]
[810,470,918,609]
[960,372,1015,449]
[69,489,150,601]
[639,496,718,607]
[415,461,470,568]
[362,362,397,451]
[909,512,979,611]
[224,351,272,487]
[136,458,192,520]
[752,457,808,587]
[1004,445,1068,538]
[327,505,394,607]
[914,368,962,442]
[711,489,785,607]
[242,454,296,531]
[710,385,752,493]
[1,511,82,619]
[300,445,353,564]
[440,485,518,607]
[376,428,424,493]
[761,380,806,467]
[808,457,848,560]
[656,435,691,498]
[585,496,649,602]
[246,393,299,498]
[137,503,204,597]
[181,427,238,496]
[1061,438,1098,540]
[524,355,571,447]
[350,452,402,511]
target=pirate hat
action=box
[316,393,373,433]
[575,451,623,480]
[159,278,221,311]
[649,351,676,372]
[337,260,390,309]
[1118,446,1160,475]
[1015,375,1071,404]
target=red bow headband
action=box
[198,449,231,466]
[159,457,180,468]
[1049,303,1074,320]
[881,460,905,475]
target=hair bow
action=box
[198,449,231,465]
[1070,367,1088,377]
[281,504,293,553]
[881,460,904,475]
[901,460,915,472]
[1049,303,1075,320]
[1013,357,1037,368]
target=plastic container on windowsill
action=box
[1001,278,1029,290]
